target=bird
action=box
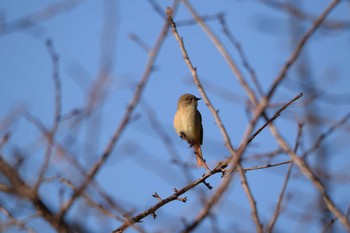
[173,93,209,171]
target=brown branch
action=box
[218,14,263,96]
[112,159,292,233]
[262,1,350,229]
[112,168,219,233]
[242,160,292,172]
[128,33,151,53]
[269,123,350,230]
[24,110,131,222]
[267,123,304,232]
[34,39,62,192]
[0,156,76,233]
[184,0,346,230]
[60,178,124,222]
[266,0,340,100]
[248,93,303,144]
[0,207,37,233]
[147,0,167,20]
[181,0,258,107]
[167,5,305,231]
[113,99,296,232]
[176,12,224,27]
[168,7,249,230]
[0,0,84,36]
[261,0,350,31]
[166,6,236,160]
[238,165,263,233]
[57,0,181,223]
[0,183,13,193]
[0,133,10,150]
[302,112,350,158]
[59,178,145,233]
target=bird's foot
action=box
[180,131,193,146]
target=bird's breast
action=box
[174,106,201,142]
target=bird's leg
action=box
[179,131,193,146]
[179,131,186,140]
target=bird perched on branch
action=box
[174,93,209,171]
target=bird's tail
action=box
[193,144,210,171]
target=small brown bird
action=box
[173,93,209,171]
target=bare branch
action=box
[302,112,350,158]
[268,122,350,230]
[238,165,263,233]
[112,159,292,232]
[57,0,181,222]
[218,14,263,96]
[34,39,62,192]
[266,0,340,100]
[0,156,76,233]
[248,93,303,144]
[167,6,305,231]
[181,0,258,106]
[267,123,304,232]
[0,0,84,36]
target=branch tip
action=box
[152,192,162,202]
[166,7,173,19]
[202,179,213,190]
[177,196,187,203]
[151,212,157,219]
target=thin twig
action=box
[24,111,131,221]
[267,123,304,232]
[268,121,350,230]
[0,133,10,149]
[34,39,62,192]
[218,14,263,96]
[0,207,37,233]
[0,0,84,36]
[59,178,145,233]
[112,159,292,232]
[261,0,350,31]
[238,165,263,233]
[266,0,340,100]
[302,112,350,158]
[248,93,303,144]
[181,0,258,107]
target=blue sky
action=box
[1,1,350,232]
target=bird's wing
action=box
[198,110,203,145]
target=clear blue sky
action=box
[1,1,350,232]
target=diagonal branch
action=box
[181,0,258,106]
[34,39,62,192]
[0,0,84,36]
[0,156,77,233]
[112,93,300,231]
[266,0,340,100]
[57,0,181,222]
[166,6,236,161]
[237,165,263,233]
[267,123,304,232]
[268,120,350,231]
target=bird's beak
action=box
[196,97,201,101]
